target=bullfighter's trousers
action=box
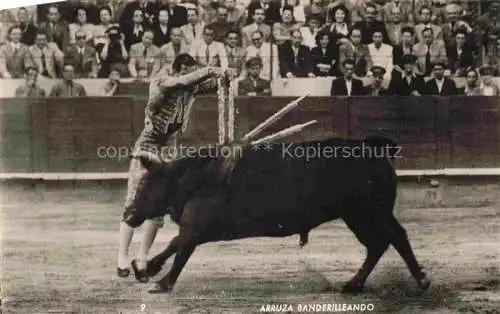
[121,116,179,228]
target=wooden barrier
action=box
[0,96,499,176]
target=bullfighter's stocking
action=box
[118,221,134,269]
[137,219,160,270]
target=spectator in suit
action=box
[152,9,171,47]
[29,32,64,79]
[16,7,38,46]
[208,6,235,42]
[189,25,228,68]
[330,59,365,96]
[338,28,372,78]
[279,30,315,78]
[311,31,339,76]
[122,9,146,51]
[65,30,98,78]
[49,63,87,97]
[97,26,128,78]
[0,26,33,78]
[393,26,415,73]
[413,27,447,76]
[0,8,17,46]
[458,68,483,95]
[381,0,414,24]
[99,67,122,96]
[388,54,426,95]
[69,7,95,45]
[424,60,458,96]
[129,30,162,79]
[14,67,46,98]
[385,6,407,47]
[238,57,271,96]
[244,30,279,80]
[105,0,127,24]
[446,27,474,77]
[246,0,282,25]
[352,3,388,45]
[484,36,500,76]
[479,65,499,96]
[198,0,217,24]
[242,8,272,47]
[120,0,158,30]
[323,5,350,46]
[273,6,300,45]
[367,30,394,79]
[304,0,327,26]
[225,0,245,30]
[441,4,472,45]
[180,8,205,48]
[161,0,188,28]
[38,6,68,52]
[93,7,119,47]
[478,0,500,54]
[300,14,322,49]
[160,27,189,73]
[414,7,443,43]
[225,30,246,77]
[364,65,390,95]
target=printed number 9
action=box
[141,304,146,311]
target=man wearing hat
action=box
[424,60,458,95]
[364,65,390,95]
[387,54,426,95]
[479,65,499,96]
[117,53,232,284]
[238,57,271,96]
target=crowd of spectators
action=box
[0,0,499,97]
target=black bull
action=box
[127,136,431,293]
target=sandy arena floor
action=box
[1,180,499,314]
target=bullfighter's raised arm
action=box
[155,66,222,90]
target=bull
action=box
[126,136,431,294]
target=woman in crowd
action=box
[281,0,306,25]
[459,67,483,95]
[310,30,339,76]
[273,6,300,45]
[69,6,95,44]
[479,65,500,96]
[324,5,350,46]
[93,7,119,46]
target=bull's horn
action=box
[134,151,167,171]
[241,92,310,142]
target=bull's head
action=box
[131,152,211,223]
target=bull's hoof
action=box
[341,281,364,294]
[116,267,130,278]
[147,281,172,294]
[146,258,163,277]
[131,259,149,283]
[417,276,431,291]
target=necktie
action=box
[41,50,48,75]
[67,84,72,96]
[205,45,210,64]
[174,44,180,56]
[192,24,196,37]
[425,45,431,76]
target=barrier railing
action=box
[0,96,498,178]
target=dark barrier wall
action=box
[0,96,499,173]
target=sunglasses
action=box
[76,36,86,40]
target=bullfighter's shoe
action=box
[131,259,149,283]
